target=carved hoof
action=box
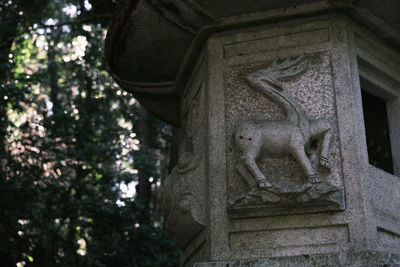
[258,179,273,188]
[319,156,332,172]
[307,174,321,184]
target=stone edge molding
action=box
[193,251,400,267]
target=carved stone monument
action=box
[105,0,400,266]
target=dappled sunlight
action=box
[62,35,88,62]
[0,0,178,265]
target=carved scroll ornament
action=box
[159,98,206,249]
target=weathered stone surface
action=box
[194,251,400,267]
[105,0,400,127]
[158,63,207,249]
[228,180,343,215]
[106,1,400,265]
[155,16,400,265]
[226,53,344,215]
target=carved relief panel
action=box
[225,53,345,217]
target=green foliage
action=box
[0,0,179,266]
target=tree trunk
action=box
[0,12,18,181]
[47,28,62,114]
[136,107,153,223]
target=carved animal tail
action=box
[246,54,308,126]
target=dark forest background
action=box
[0,0,180,266]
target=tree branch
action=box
[37,14,112,29]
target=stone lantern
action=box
[105,0,400,266]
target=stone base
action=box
[194,251,400,267]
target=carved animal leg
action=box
[241,155,272,188]
[235,123,271,188]
[291,146,320,184]
[235,162,258,188]
[311,119,333,171]
[289,132,319,183]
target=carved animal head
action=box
[247,54,309,88]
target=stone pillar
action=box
[105,1,400,266]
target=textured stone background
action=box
[225,52,343,198]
